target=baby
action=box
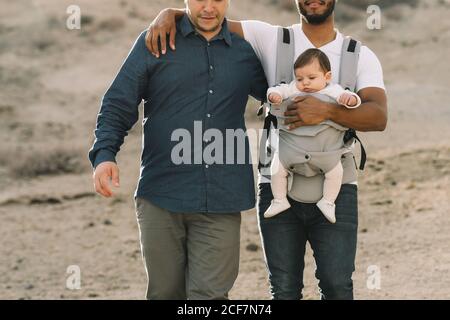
[264,48,361,223]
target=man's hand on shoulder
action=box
[145,8,183,58]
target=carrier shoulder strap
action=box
[258,27,294,172]
[340,37,361,92]
[340,36,367,170]
[257,27,295,117]
[275,27,295,85]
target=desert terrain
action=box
[0,0,449,299]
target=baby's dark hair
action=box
[294,48,331,73]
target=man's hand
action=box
[93,161,120,198]
[145,8,180,58]
[284,95,332,130]
[268,93,283,106]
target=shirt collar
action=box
[179,13,233,46]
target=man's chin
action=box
[299,1,335,24]
[305,15,329,24]
[197,24,220,33]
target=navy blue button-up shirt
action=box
[88,14,268,213]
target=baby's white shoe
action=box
[264,198,291,218]
[316,198,336,224]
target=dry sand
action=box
[0,0,449,299]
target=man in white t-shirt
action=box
[146,0,388,300]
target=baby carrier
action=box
[257,27,367,203]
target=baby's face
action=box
[294,60,332,93]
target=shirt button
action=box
[207,43,210,47]
[206,114,211,118]
[205,165,209,169]
[210,65,213,70]
[209,90,214,94]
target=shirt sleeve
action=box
[88,31,150,169]
[322,84,362,108]
[241,20,278,65]
[249,59,269,102]
[356,46,386,93]
[320,84,345,100]
[267,81,297,100]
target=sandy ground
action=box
[0,0,449,299]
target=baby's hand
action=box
[268,93,283,106]
[338,93,358,107]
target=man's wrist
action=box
[323,101,338,121]
[169,8,186,18]
[93,150,116,169]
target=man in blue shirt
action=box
[88,0,267,299]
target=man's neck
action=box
[196,27,222,41]
[301,16,337,48]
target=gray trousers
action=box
[135,197,241,300]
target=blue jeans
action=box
[257,182,358,300]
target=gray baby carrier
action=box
[257,27,367,203]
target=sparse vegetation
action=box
[33,38,55,51]
[8,147,87,178]
[269,0,419,11]
[340,0,419,9]
[0,0,449,300]
[0,66,39,89]
[46,16,61,29]
[81,14,95,26]
[0,104,14,117]
[97,17,125,32]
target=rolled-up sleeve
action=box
[88,31,150,169]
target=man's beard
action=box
[194,15,221,33]
[298,0,336,25]
[196,24,221,33]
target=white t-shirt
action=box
[241,20,386,92]
[241,20,386,184]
